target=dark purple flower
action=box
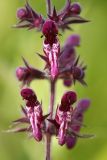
[21,88,37,107]
[42,20,60,79]
[48,92,91,148]
[42,20,58,45]
[11,88,49,142]
[54,91,77,145]
[21,88,43,141]
[61,91,77,108]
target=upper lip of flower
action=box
[42,20,58,46]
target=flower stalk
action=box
[45,80,55,160]
[45,133,51,160]
[49,80,55,119]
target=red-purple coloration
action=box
[11,1,91,159]
[21,88,37,107]
[61,91,77,107]
[47,92,91,147]
[63,79,72,87]
[16,61,46,86]
[17,8,27,19]
[66,34,80,46]
[16,67,27,81]
[21,88,37,101]
[76,99,90,113]
[42,20,60,79]
[72,67,84,80]
[53,91,77,146]
[13,88,50,141]
[42,20,58,37]
[26,104,43,141]
[66,136,77,149]
[71,3,81,15]
[42,20,58,45]
[58,46,76,69]
[15,2,44,30]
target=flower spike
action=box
[10,0,92,159]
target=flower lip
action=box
[42,20,59,45]
[42,20,58,37]
[61,91,77,108]
[20,88,37,102]
[42,20,58,45]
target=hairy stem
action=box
[45,80,55,160]
[46,0,52,15]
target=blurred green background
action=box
[0,0,107,160]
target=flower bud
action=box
[59,46,76,69]
[71,3,81,15]
[16,67,29,81]
[77,99,90,113]
[66,35,80,46]
[17,8,27,19]
[72,67,84,80]
[63,79,72,87]
[66,136,77,149]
